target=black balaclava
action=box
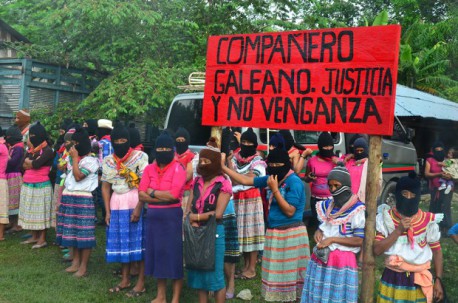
[29,122,48,148]
[328,163,352,207]
[111,124,131,158]
[71,125,91,156]
[318,132,335,159]
[197,137,222,181]
[96,127,112,140]
[85,119,98,137]
[127,123,141,149]
[221,127,233,156]
[5,126,22,146]
[353,137,369,160]
[348,134,363,154]
[270,133,286,150]
[155,131,175,165]
[0,126,3,138]
[396,171,421,217]
[55,118,73,150]
[432,141,445,162]
[175,127,190,155]
[267,148,291,181]
[240,128,258,158]
[279,130,294,151]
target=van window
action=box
[294,131,340,144]
[167,99,211,146]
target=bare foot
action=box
[73,270,87,278]
[151,297,167,303]
[65,265,79,273]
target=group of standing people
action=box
[0,111,455,303]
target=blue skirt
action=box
[145,207,183,279]
[106,209,144,263]
[187,224,226,291]
[56,190,96,249]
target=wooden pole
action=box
[360,135,382,302]
[211,126,222,149]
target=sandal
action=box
[235,273,256,280]
[109,283,131,293]
[126,288,146,298]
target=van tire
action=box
[380,181,397,208]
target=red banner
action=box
[202,25,401,135]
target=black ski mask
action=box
[353,138,368,160]
[155,132,175,165]
[395,172,421,217]
[29,122,48,148]
[71,126,91,156]
[111,124,131,158]
[432,141,445,162]
[279,130,294,151]
[127,123,141,149]
[266,148,291,181]
[318,132,335,159]
[328,163,352,207]
[84,119,98,137]
[240,128,258,158]
[5,126,22,146]
[175,127,190,155]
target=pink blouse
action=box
[306,156,335,198]
[0,144,8,179]
[191,175,232,214]
[138,160,187,208]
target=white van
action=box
[165,91,418,208]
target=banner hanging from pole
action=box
[203,25,401,135]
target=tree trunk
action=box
[360,135,382,302]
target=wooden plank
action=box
[0,78,21,85]
[27,81,92,94]
[0,69,22,76]
[360,135,382,303]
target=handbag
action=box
[313,245,331,264]
[183,214,217,271]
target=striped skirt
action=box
[262,224,310,302]
[223,199,240,263]
[7,172,22,215]
[377,268,426,303]
[106,190,144,263]
[18,181,52,230]
[56,189,96,249]
[301,250,359,303]
[0,179,9,224]
[51,183,64,228]
[233,188,265,252]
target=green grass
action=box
[0,194,457,302]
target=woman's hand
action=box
[131,206,142,222]
[433,279,444,302]
[69,146,79,159]
[234,131,241,143]
[314,229,324,243]
[396,217,412,233]
[105,213,110,226]
[317,237,333,249]
[267,175,279,192]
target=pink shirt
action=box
[139,160,187,208]
[346,159,365,195]
[426,157,442,190]
[191,175,232,214]
[307,156,335,198]
[0,143,8,179]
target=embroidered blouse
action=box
[64,156,100,192]
[316,198,366,253]
[231,153,266,193]
[375,204,442,265]
[102,150,148,194]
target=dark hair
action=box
[449,147,458,158]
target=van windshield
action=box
[166,98,211,146]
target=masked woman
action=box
[19,122,55,248]
[186,137,232,303]
[304,132,337,230]
[137,132,187,303]
[374,172,444,303]
[425,141,454,233]
[223,148,310,302]
[56,126,100,277]
[228,128,266,280]
[4,126,24,232]
[301,164,365,303]
[102,124,148,296]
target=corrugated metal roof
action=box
[395,84,458,121]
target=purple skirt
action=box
[145,207,183,279]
